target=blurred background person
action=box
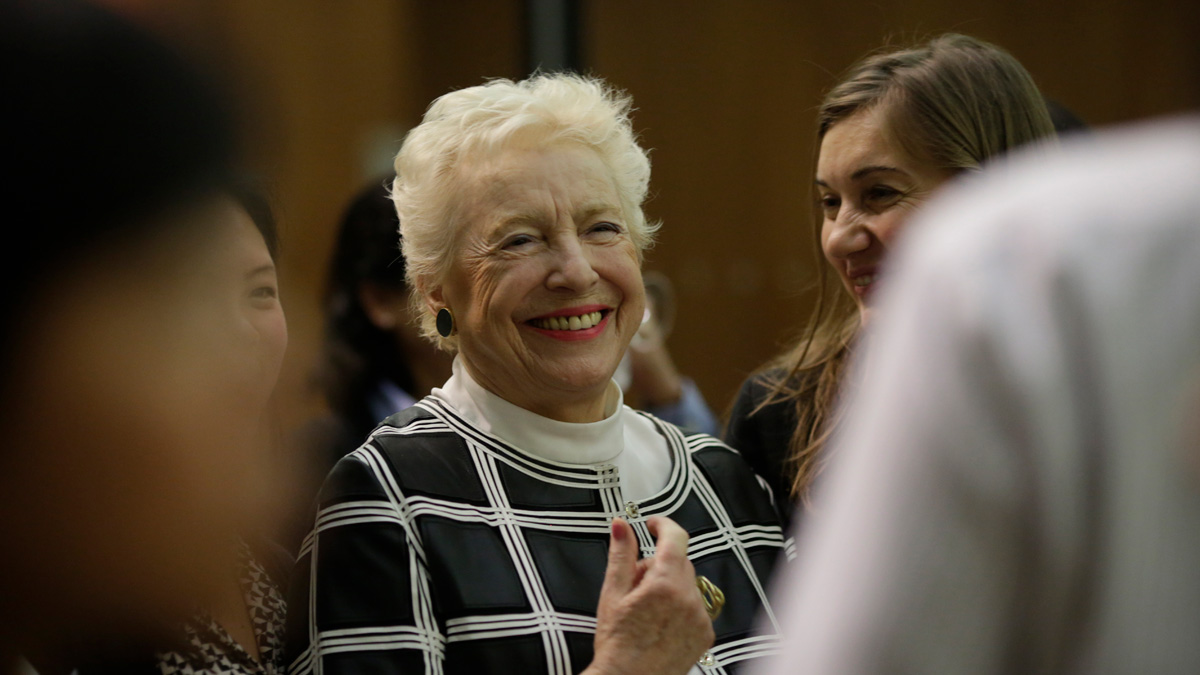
[1045,97,1091,136]
[619,270,720,436]
[287,181,453,552]
[153,184,290,675]
[0,0,285,672]
[724,33,1058,529]
[286,73,788,674]
[317,181,452,440]
[760,115,1200,674]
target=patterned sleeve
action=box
[284,446,445,674]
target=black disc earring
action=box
[436,307,456,338]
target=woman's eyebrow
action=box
[815,166,908,187]
[576,201,622,221]
[245,263,275,279]
[494,211,542,230]
[852,165,906,180]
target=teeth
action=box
[853,274,877,287]
[533,311,603,331]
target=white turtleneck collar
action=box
[432,356,625,465]
[430,355,674,501]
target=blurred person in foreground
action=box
[85,185,291,674]
[760,117,1200,672]
[0,1,280,672]
[724,34,1057,529]
[286,74,789,674]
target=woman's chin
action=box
[858,305,874,328]
[532,360,619,398]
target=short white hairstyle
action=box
[391,73,657,347]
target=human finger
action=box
[599,517,638,604]
[646,516,690,565]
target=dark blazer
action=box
[723,369,816,533]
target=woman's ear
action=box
[418,276,445,316]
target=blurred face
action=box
[433,143,644,422]
[0,196,282,649]
[816,105,951,323]
[205,198,288,410]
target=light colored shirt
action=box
[433,355,675,502]
[762,117,1200,674]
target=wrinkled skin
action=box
[586,517,714,675]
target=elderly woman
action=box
[724,34,1058,528]
[285,75,789,674]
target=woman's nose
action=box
[546,237,600,291]
[825,212,872,260]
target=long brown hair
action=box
[759,33,1057,501]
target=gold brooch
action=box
[695,575,725,621]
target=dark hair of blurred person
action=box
[317,180,451,437]
[279,181,452,552]
[724,33,1057,528]
[0,1,284,672]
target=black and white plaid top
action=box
[158,539,288,675]
[285,396,794,674]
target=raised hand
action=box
[585,516,714,675]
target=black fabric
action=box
[315,522,414,628]
[723,370,813,532]
[417,517,531,615]
[281,414,366,554]
[523,529,610,613]
[286,397,793,674]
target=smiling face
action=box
[209,197,289,410]
[816,105,952,323]
[430,143,644,422]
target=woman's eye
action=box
[866,186,902,202]
[250,286,278,301]
[503,234,537,250]
[819,195,840,212]
[587,221,621,236]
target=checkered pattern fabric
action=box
[285,396,795,674]
[157,539,287,674]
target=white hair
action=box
[391,73,656,348]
